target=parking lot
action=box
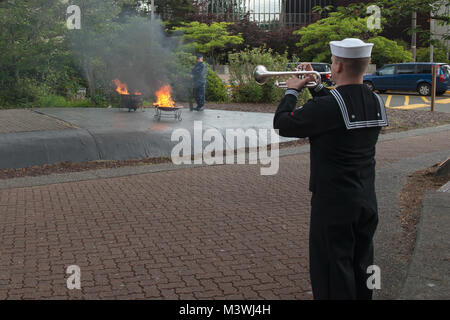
[379,91,450,113]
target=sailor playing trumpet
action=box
[273,38,388,300]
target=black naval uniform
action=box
[273,83,388,300]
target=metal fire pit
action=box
[120,94,143,112]
[154,105,183,121]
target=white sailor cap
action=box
[329,38,373,58]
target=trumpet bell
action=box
[253,65,270,85]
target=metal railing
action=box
[202,0,334,29]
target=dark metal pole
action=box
[412,11,417,61]
[431,65,437,112]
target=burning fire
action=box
[112,78,142,95]
[153,85,175,108]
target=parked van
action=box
[363,62,450,96]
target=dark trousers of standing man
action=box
[309,193,378,299]
[193,84,205,109]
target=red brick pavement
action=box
[0,129,448,300]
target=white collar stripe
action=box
[330,90,351,127]
[331,88,388,129]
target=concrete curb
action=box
[0,125,448,191]
[0,108,298,170]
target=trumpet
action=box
[253,65,324,88]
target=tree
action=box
[0,0,77,106]
[68,0,123,105]
[293,11,413,67]
[154,0,195,28]
[367,36,413,67]
[293,12,377,62]
[325,1,449,47]
[227,14,301,58]
[173,21,243,66]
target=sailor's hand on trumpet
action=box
[286,63,316,90]
[286,75,316,91]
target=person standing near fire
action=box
[191,54,206,111]
[274,38,388,299]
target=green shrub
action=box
[263,84,285,104]
[228,47,289,103]
[37,95,94,108]
[228,47,289,85]
[38,95,67,107]
[232,82,264,103]
[298,88,312,106]
[206,68,229,102]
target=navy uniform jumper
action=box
[273,83,388,299]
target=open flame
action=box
[153,85,175,108]
[112,78,142,95]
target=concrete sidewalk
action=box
[400,191,450,299]
[0,126,448,299]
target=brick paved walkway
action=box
[0,130,448,299]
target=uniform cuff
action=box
[314,83,324,92]
[285,89,299,99]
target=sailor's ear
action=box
[336,61,344,73]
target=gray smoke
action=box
[70,4,183,101]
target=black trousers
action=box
[193,84,205,108]
[309,193,378,300]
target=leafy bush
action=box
[368,36,413,67]
[232,82,264,103]
[206,68,229,102]
[229,47,289,85]
[37,95,94,108]
[298,88,313,106]
[228,47,289,103]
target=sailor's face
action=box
[331,55,343,82]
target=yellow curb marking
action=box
[421,96,429,103]
[404,95,409,105]
[385,95,392,107]
[436,98,450,104]
[389,104,430,110]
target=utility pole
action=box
[430,9,434,62]
[150,0,155,20]
[411,11,417,61]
